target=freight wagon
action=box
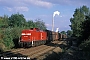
[45,30,60,43]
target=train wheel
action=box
[35,41,38,46]
[44,40,46,44]
[19,42,23,47]
[42,40,44,44]
[34,41,36,47]
[41,40,43,44]
[26,43,30,48]
[38,41,40,46]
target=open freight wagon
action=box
[45,30,61,43]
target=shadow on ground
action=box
[43,51,63,60]
[46,40,69,49]
[42,46,80,60]
[43,40,79,60]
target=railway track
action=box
[26,41,64,59]
[35,41,64,60]
[0,41,65,60]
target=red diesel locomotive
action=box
[18,28,66,47]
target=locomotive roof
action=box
[22,28,44,32]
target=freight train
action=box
[18,28,67,47]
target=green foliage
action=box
[0,43,5,52]
[70,6,90,60]
[35,19,47,30]
[66,30,73,37]
[2,29,14,49]
[8,13,26,27]
[1,27,24,49]
[70,5,90,46]
[11,27,23,38]
[81,14,90,40]
[26,20,37,28]
[79,38,90,51]
[79,37,90,60]
[70,5,89,37]
[0,15,9,28]
[60,31,66,34]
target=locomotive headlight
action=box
[21,33,31,35]
[27,33,31,35]
[22,33,25,35]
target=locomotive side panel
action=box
[41,32,47,40]
[34,31,47,41]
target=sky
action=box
[0,0,90,32]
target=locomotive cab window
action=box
[30,28,33,30]
[35,28,39,32]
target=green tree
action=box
[70,5,89,37]
[0,15,9,28]
[60,31,66,34]
[79,14,90,60]
[26,20,37,28]
[81,13,90,40]
[35,19,47,30]
[0,17,4,28]
[67,30,73,37]
[8,13,26,27]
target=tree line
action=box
[0,13,46,30]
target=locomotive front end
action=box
[19,29,33,47]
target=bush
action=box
[2,29,14,49]
[79,37,90,60]
[79,38,90,51]
[0,27,32,50]
[1,27,25,49]
[0,43,5,52]
[11,27,24,48]
[11,27,22,38]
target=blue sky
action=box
[0,0,90,32]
